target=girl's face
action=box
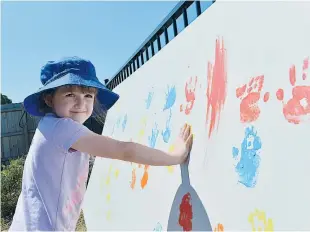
[45,85,97,124]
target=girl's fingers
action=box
[186,134,194,149]
[183,124,191,139]
[180,123,186,136]
[186,133,193,143]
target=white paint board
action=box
[83,2,310,231]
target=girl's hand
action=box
[72,122,194,166]
[170,123,194,164]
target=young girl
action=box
[9,56,193,231]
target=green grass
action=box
[1,212,87,231]
[75,211,87,231]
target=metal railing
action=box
[107,0,215,90]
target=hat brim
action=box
[23,73,119,117]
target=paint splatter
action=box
[162,109,172,143]
[153,222,163,232]
[276,57,310,124]
[122,114,127,132]
[111,116,122,136]
[179,192,193,231]
[106,193,111,202]
[105,175,110,186]
[232,147,239,159]
[115,169,119,178]
[100,165,119,221]
[263,92,270,102]
[233,126,262,188]
[137,116,147,143]
[163,85,176,111]
[180,76,198,115]
[130,168,136,189]
[146,90,154,109]
[141,165,150,189]
[148,123,159,148]
[116,116,121,128]
[248,209,274,232]
[206,37,228,138]
[214,223,224,232]
[130,164,150,189]
[302,57,308,80]
[167,166,174,173]
[167,144,175,173]
[106,210,111,221]
[276,89,284,101]
[236,75,269,123]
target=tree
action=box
[1,94,12,105]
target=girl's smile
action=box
[44,85,97,124]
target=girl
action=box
[10,56,193,231]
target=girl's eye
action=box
[85,94,94,98]
[65,93,75,97]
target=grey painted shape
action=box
[167,157,212,231]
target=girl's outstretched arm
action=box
[72,123,193,166]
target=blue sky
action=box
[1,1,212,103]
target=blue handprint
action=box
[146,91,154,110]
[153,222,163,232]
[148,123,159,148]
[115,116,121,128]
[163,85,176,111]
[232,126,262,188]
[162,109,172,143]
[122,114,127,132]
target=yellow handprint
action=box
[98,164,120,222]
[167,144,175,173]
[248,209,274,232]
[137,116,147,143]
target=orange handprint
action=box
[236,75,269,123]
[130,163,150,190]
[276,57,310,124]
[140,165,149,188]
[214,223,224,232]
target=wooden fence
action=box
[1,103,105,164]
[1,103,40,163]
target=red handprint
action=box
[276,57,310,124]
[236,75,269,123]
[180,76,198,115]
[179,192,193,231]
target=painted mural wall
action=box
[83,1,310,231]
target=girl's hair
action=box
[38,85,107,125]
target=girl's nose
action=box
[74,96,84,108]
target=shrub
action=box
[1,155,91,231]
[1,156,25,224]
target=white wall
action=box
[83,2,310,231]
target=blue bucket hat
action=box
[23,56,119,117]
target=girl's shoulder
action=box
[41,113,82,128]
[38,114,90,151]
